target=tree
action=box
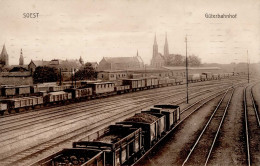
[33,66,59,84]
[75,62,97,80]
[165,54,185,66]
[188,54,201,66]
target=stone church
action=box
[150,34,169,68]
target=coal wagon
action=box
[73,124,142,166]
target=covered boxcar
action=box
[32,148,105,166]
[122,79,145,91]
[15,85,30,96]
[188,74,201,82]
[73,124,142,166]
[87,82,115,95]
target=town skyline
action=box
[0,0,259,65]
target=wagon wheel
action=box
[0,111,4,116]
[8,110,12,114]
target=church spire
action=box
[1,44,9,66]
[154,34,157,45]
[19,48,24,65]
[153,33,158,58]
[164,32,169,56]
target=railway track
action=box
[133,81,247,165]
[0,82,235,138]
[0,80,234,125]
[243,83,260,165]
[0,76,243,118]
[0,86,221,147]
[0,80,245,166]
[181,87,235,166]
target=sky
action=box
[0,0,259,65]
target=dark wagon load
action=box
[141,111,166,138]
[73,124,142,166]
[152,105,180,130]
[117,112,160,150]
[32,148,105,166]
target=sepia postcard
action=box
[0,0,259,166]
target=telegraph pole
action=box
[185,35,189,103]
[247,50,249,83]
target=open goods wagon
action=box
[0,96,43,113]
[114,85,130,94]
[141,111,166,138]
[117,112,161,150]
[73,124,142,166]
[45,91,72,103]
[0,103,7,115]
[32,148,105,166]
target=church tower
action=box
[0,44,9,66]
[153,34,158,58]
[19,49,24,65]
[164,33,169,56]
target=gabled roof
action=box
[30,60,50,66]
[103,56,143,64]
[30,59,82,69]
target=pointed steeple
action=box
[153,33,158,58]
[154,34,157,45]
[164,32,169,56]
[19,48,24,65]
[0,44,9,66]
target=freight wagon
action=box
[0,103,7,115]
[73,124,143,166]
[45,91,72,104]
[33,148,105,166]
[118,113,161,150]
[65,87,93,100]
[87,82,115,96]
[32,104,180,166]
[1,96,44,113]
[141,111,166,138]
[200,75,207,81]
[212,74,219,80]
[114,85,130,94]
[15,85,30,96]
[188,74,201,82]
[122,79,146,91]
[202,72,213,80]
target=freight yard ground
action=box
[0,77,258,166]
[136,81,260,166]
